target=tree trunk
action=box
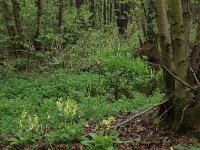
[155,0,175,95]
[34,0,44,51]
[169,0,200,133]
[36,0,44,36]
[171,0,187,99]
[11,0,26,47]
[89,0,95,27]
[103,0,107,26]
[141,0,156,43]
[182,0,190,52]
[58,0,65,33]
[2,0,16,39]
[190,14,200,74]
[114,0,130,35]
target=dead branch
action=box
[112,98,170,128]
[163,66,198,92]
[177,104,191,129]
[159,105,173,119]
[190,66,200,86]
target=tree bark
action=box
[2,0,16,39]
[190,14,200,74]
[58,0,64,33]
[155,0,175,94]
[34,0,44,51]
[36,0,44,36]
[89,0,95,27]
[169,0,200,133]
[182,0,190,52]
[170,0,187,100]
[11,0,26,46]
[114,0,130,34]
[141,0,156,43]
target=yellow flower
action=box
[18,111,40,132]
[56,100,63,111]
[101,116,115,130]
[21,110,27,119]
[47,112,50,119]
[18,120,23,129]
[56,99,78,118]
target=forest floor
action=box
[0,57,200,149]
[52,112,200,150]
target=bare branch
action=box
[112,98,170,128]
[163,66,198,92]
[190,66,200,86]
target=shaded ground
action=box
[55,112,200,150]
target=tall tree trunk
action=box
[34,0,44,51]
[169,0,200,132]
[141,0,156,43]
[190,14,200,74]
[2,0,16,39]
[11,0,26,47]
[36,0,44,36]
[58,0,64,33]
[89,0,95,27]
[114,0,130,34]
[155,0,175,120]
[103,0,107,26]
[170,0,187,100]
[155,0,175,94]
[110,0,113,23]
[182,0,190,52]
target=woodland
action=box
[0,0,200,149]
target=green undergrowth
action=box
[0,56,163,148]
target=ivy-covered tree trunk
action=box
[11,0,26,47]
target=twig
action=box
[147,62,160,67]
[186,85,199,92]
[163,66,198,92]
[159,105,173,119]
[112,98,169,128]
[177,104,191,129]
[7,49,36,54]
[190,66,200,86]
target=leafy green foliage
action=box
[82,130,121,150]
[0,64,162,148]
[48,122,85,144]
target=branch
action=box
[163,66,198,92]
[112,98,170,128]
[177,104,191,129]
[190,66,200,86]
[159,105,173,119]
